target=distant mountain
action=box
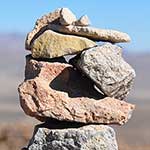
[0,33,25,52]
[123,52,150,101]
[0,33,27,108]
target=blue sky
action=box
[0,0,150,52]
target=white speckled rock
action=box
[27,125,118,150]
[72,43,136,100]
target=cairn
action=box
[18,8,136,150]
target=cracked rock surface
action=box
[31,30,96,59]
[18,55,135,125]
[70,43,136,100]
[27,125,118,150]
[25,8,131,50]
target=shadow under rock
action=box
[36,118,89,129]
[32,55,67,63]
[50,67,105,100]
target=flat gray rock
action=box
[27,125,118,150]
[71,43,136,100]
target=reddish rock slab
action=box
[18,55,135,125]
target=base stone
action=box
[26,124,118,150]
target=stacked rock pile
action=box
[18,8,136,150]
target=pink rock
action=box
[18,55,135,125]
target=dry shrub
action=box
[0,123,33,150]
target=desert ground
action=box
[0,33,150,150]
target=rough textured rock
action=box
[27,125,118,150]
[26,24,131,50]
[30,30,96,58]
[25,8,62,50]
[60,8,77,25]
[75,15,90,26]
[18,55,135,125]
[25,8,131,50]
[71,43,136,100]
[47,24,131,43]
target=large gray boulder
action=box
[70,43,136,100]
[27,125,118,150]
